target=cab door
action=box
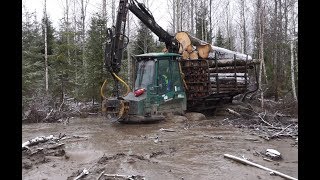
[156,57,186,112]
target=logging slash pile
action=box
[220,100,298,143]
[22,100,100,124]
[22,135,66,170]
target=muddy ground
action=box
[22,112,298,180]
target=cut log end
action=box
[175,31,192,52]
[197,44,211,59]
[186,44,193,53]
[182,51,189,60]
[189,51,199,60]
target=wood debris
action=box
[224,154,297,180]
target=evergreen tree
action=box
[40,16,58,103]
[132,21,158,55]
[214,28,224,47]
[84,14,108,102]
[22,11,44,109]
[41,17,55,56]
[50,22,75,103]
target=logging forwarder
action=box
[100,0,259,123]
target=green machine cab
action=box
[103,53,187,123]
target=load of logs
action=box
[175,31,253,60]
[175,31,260,101]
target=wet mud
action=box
[22,115,298,180]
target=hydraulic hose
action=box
[112,72,131,97]
[100,73,131,99]
[100,79,108,99]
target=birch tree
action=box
[44,0,48,94]
[258,0,265,108]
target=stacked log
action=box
[175,31,253,61]
[176,31,260,99]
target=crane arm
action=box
[104,0,179,98]
[105,0,178,74]
[128,0,178,52]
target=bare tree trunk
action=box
[259,0,265,109]
[81,0,89,82]
[204,0,207,42]
[291,0,298,102]
[102,0,106,20]
[241,0,247,54]
[226,1,230,49]
[81,0,85,68]
[112,0,115,26]
[44,0,48,94]
[73,0,78,97]
[173,0,176,33]
[127,12,131,86]
[284,0,288,41]
[187,0,190,32]
[143,39,147,53]
[176,0,180,31]
[278,0,283,94]
[180,0,183,31]
[195,2,198,36]
[202,1,204,40]
[290,38,297,101]
[209,0,212,43]
[283,0,289,80]
[191,0,194,35]
[274,0,279,101]
[66,0,70,65]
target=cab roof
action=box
[135,52,181,58]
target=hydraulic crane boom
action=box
[104,0,179,98]
[128,1,179,52]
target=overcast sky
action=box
[22,0,171,32]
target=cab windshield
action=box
[135,60,155,90]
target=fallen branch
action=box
[226,108,242,117]
[224,154,297,180]
[275,112,291,118]
[159,128,176,132]
[244,138,260,142]
[74,169,89,180]
[96,171,104,180]
[58,99,65,112]
[277,133,298,137]
[258,113,273,127]
[30,148,44,155]
[22,135,56,149]
[47,143,65,149]
[204,135,223,140]
[260,126,283,130]
[58,133,66,140]
[103,174,144,180]
[103,174,131,179]
[44,109,54,120]
[88,112,98,115]
[271,124,293,138]
[263,157,274,162]
[72,135,89,138]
